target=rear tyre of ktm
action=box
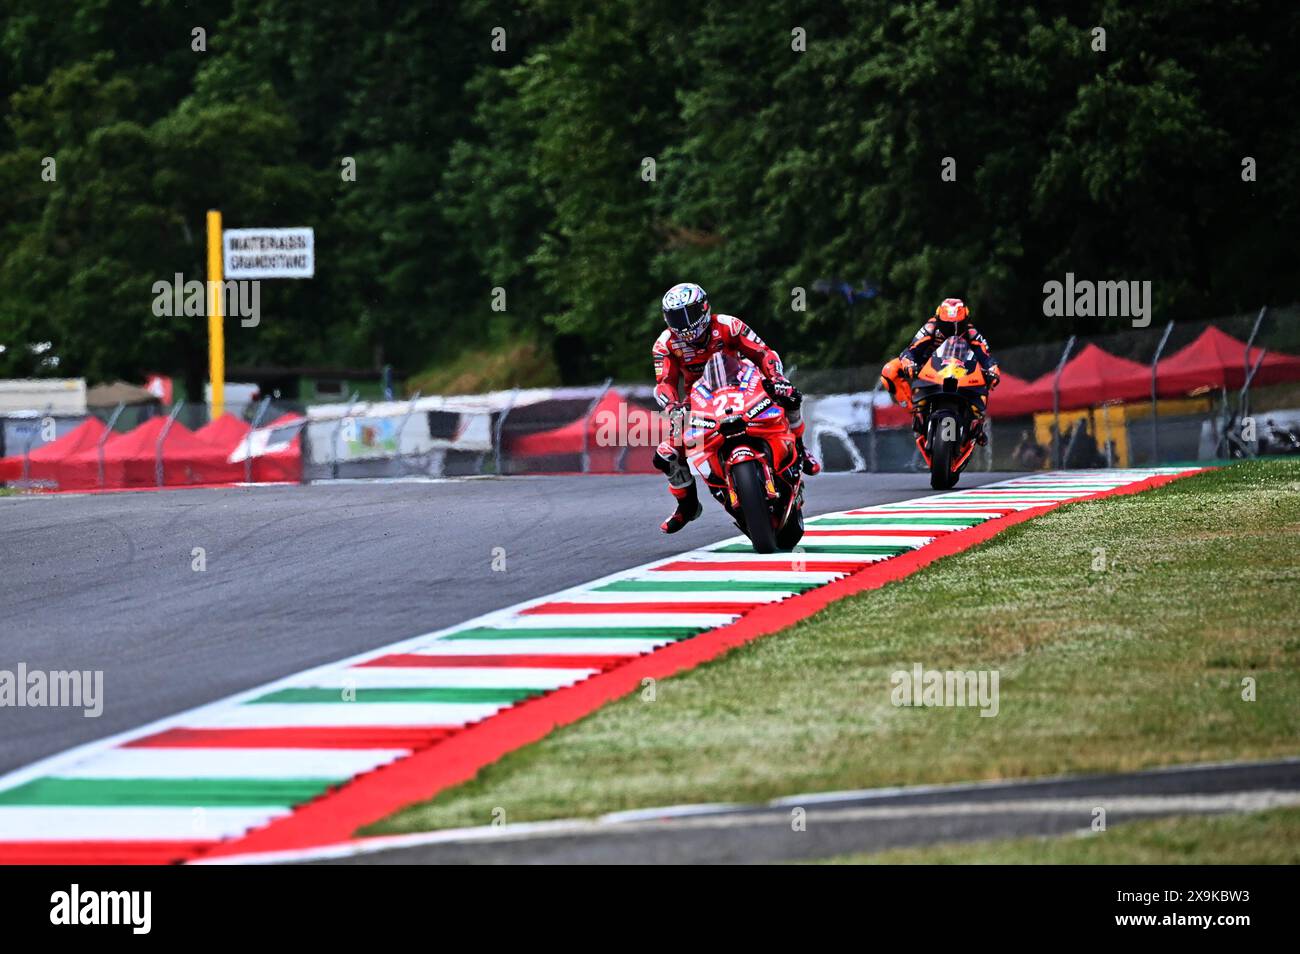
[732,459,778,554]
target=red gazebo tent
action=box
[507,390,658,473]
[241,412,304,483]
[873,402,911,428]
[61,417,241,489]
[195,413,252,451]
[0,417,108,484]
[985,372,1039,417]
[1012,344,1152,413]
[1155,325,1300,394]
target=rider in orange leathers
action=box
[880,297,1001,443]
[653,282,820,533]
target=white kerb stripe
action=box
[290,666,597,690]
[54,748,407,780]
[0,806,288,841]
[182,702,510,729]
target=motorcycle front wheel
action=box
[775,502,804,550]
[929,409,960,490]
[732,459,779,553]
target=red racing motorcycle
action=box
[682,352,806,553]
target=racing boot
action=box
[660,479,702,534]
[796,436,822,476]
[654,441,703,533]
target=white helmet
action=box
[662,282,711,346]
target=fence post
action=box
[243,396,272,484]
[330,391,361,480]
[1149,321,1175,464]
[1239,306,1268,447]
[868,379,882,473]
[97,402,126,488]
[492,387,521,476]
[1101,409,1114,467]
[985,415,994,470]
[155,400,185,487]
[394,391,422,475]
[1052,336,1076,469]
[1238,346,1268,457]
[1242,305,1267,388]
[580,378,613,474]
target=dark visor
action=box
[665,299,708,334]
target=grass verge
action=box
[369,459,1300,836]
[405,340,560,395]
[811,805,1300,864]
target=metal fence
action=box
[4,306,1298,487]
[801,306,1300,472]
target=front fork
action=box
[916,408,981,471]
[724,448,779,509]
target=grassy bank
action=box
[405,340,560,395]
[370,459,1300,836]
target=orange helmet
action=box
[934,297,969,325]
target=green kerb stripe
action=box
[0,777,336,807]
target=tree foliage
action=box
[1,0,1295,388]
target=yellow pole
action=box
[206,209,225,419]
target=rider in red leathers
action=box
[653,282,820,534]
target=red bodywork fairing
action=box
[683,354,803,538]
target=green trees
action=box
[0,0,1295,389]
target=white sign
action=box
[223,227,315,279]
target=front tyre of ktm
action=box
[732,459,778,553]
[929,409,959,490]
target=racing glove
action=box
[764,376,802,408]
[662,400,690,440]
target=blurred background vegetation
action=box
[1,0,1296,394]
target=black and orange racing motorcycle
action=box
[907,337,992,489]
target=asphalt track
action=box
[291,758,1300,865]
[0,471,1011,776]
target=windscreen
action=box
[935,336,975,363]
[699,351,755,391]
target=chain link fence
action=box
[802,306,1300,473]
[5,307,1298,487]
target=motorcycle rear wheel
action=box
[732,459,778,553]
